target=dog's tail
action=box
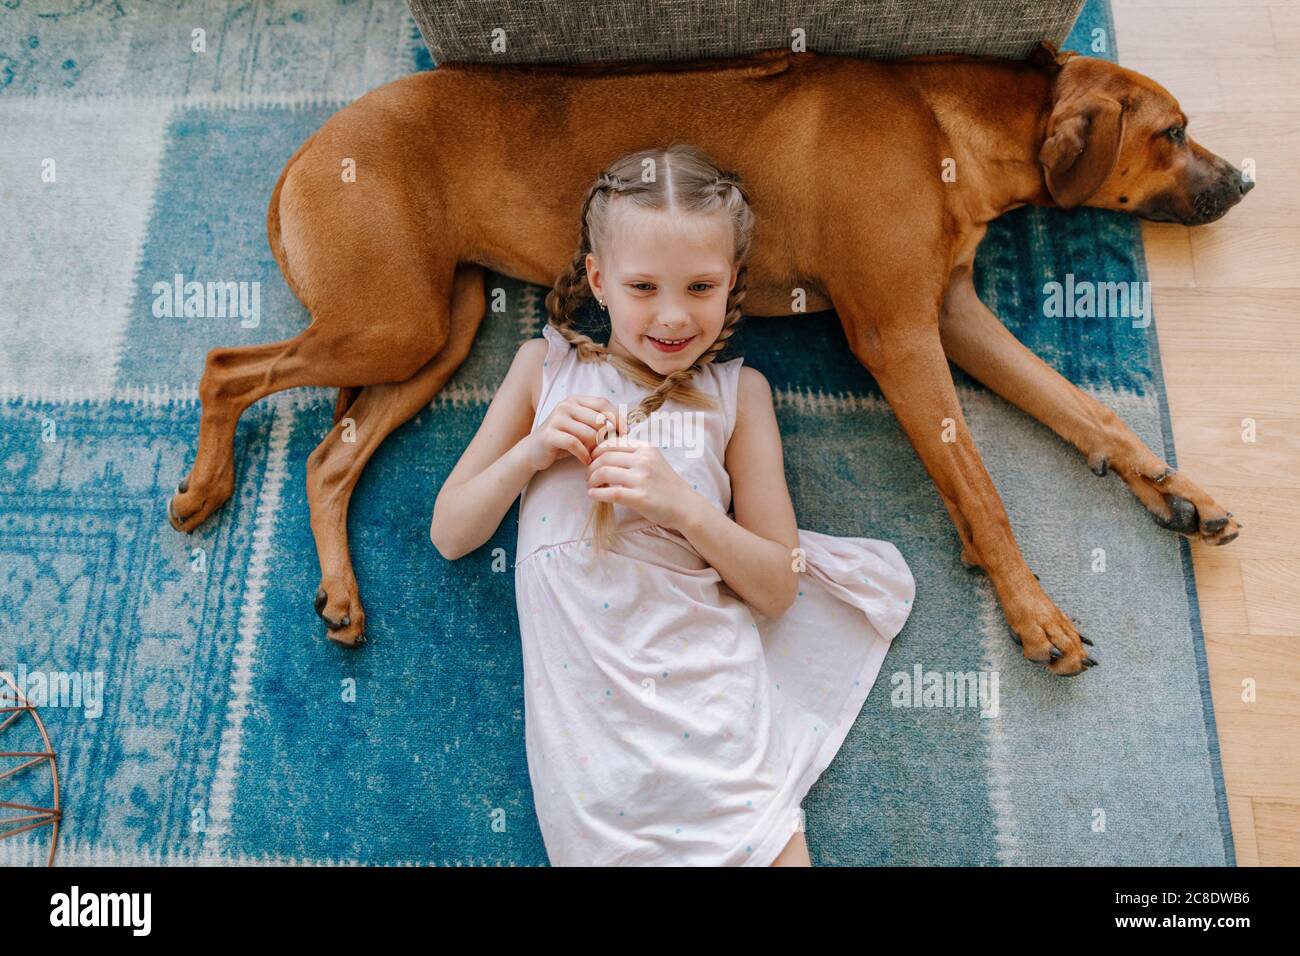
[267,132,318,307]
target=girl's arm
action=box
[430,339,547,560]
[677,366,800,618]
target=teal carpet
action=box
[0,0,1232,865]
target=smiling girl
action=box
[430,144,915,867]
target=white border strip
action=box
[771,386,893,414]
[977,579,1023,865]
[0,92,356,113]
[0,836,475,867]
[518,283,543,340]
[200,393,295,859]
[0,383,201,406]
[0,381,501,409]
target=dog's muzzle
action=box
[1141,169,1254,225]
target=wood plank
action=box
[1188,547,1249,633]
[1140,223,1196,286]
[1152,288,1300,351]
[1188,226,1300,288]
[1252,799,1300,864]
[1227,790,1260,865]
[1217,57,1300,111]
[1202,632,1300,803]
[1112,6,1276,58]
[1241,559,1300,634]
[1115,57,1224,111]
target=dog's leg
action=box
[168,330,316,532]
[333,387,362,426]
[168,312,447,534]
[938,267,1240,545]
[835,286,1091,675]
[171,134,468,534]
[307,263,487,647]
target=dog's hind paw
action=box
[167,469,234,533]
[314,584,367,648]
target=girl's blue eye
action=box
[629,282,716,292]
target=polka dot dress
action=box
[515,323,916,866]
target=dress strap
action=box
[533,323,575,431]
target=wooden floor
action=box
[1112,0,1300,865]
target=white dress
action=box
[514,323,916,866]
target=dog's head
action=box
[1031,41,1252,224]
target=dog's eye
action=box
[1165,125,1186,144]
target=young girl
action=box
[430,144,915,867]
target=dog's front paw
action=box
[1106,458,1241,546]
[314,583,367,647]
[1002,576,1097,677]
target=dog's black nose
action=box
[1239,173,1255,195]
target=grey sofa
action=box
[406,0,1086,65]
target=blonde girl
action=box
[431,143,915,867]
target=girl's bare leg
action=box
[769,829,812,867]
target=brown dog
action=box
[167,40,1250,672]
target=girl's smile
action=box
[646,333,697,353]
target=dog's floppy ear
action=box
[1039,93,1126,209]
[1027,40,1075,73]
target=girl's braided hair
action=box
[544,143,755,554]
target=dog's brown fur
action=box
[168,41,1250,672]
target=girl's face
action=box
[586,206,740,377]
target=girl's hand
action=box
[586,437,703,529]
[524,395,625,472]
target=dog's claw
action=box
[1203,515,1228,533]
[1083,656,1099,667]
[327,628,366,649]
[1153,466,1175,484]
[1080,635,1094,646]
[177,476,189,494]
[1049,647,1063,660]
[314,587,328,615]
[1088,453,1109,477]
[167,495,190,531]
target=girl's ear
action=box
[585,252,603,301]
[729,263,740,291]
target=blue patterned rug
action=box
[0,0,1232,865]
